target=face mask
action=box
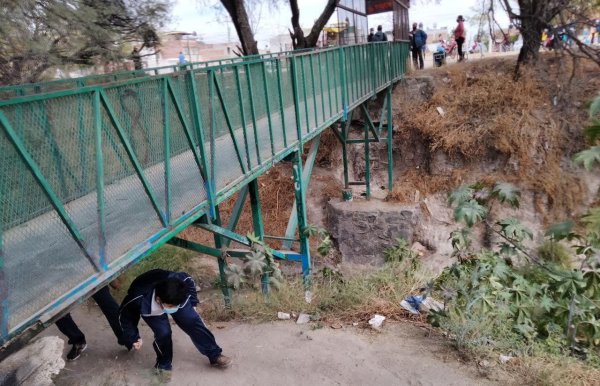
[163,306,179,315]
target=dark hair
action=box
[155,278,188,305]
[377,25,383,31]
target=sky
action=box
[170,0,511,47]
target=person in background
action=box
[409,22,427,70]
[178,51,186,65]
[56,284,124,361]
[367,28,375,42]
[372,25,387,42]
[119,269,232,375]
[131,47,142,70]
[418,23,427,59]
[454,15,466,61]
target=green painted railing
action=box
[0,41,409,344]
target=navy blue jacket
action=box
[118,269,199,348]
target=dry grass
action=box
[199,261,430,325]
[390,55,600,221]
[509,356,600,386]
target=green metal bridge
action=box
[0,41,409,346]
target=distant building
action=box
[139,32,240,68]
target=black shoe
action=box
[66,343,87,361]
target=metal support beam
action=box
[0,187,7,340]
[223,186,248,248]
[93,91,108,269]
[282,134,321,250]
[201,210,231,307]
[291,150,311,281]
[341,119,351,189]
[387,85,394,191]
[249,179,268,294]
[364,117,371,199]
[162,78,172,224]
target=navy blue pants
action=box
[142,302,222,370]
[55,286,123,345]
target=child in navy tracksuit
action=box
[119,269,231,372]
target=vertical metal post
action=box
[275,59,288,148]
[309,55,319,129]
[93,91,108,269]
[210,209,231,307]
[364,114,371,199]
[245,64,261,165]
[339,48,348,121]
[249,179,268,294]
[317,53,327,122]
[234,66,252,170]
[260,62,275,156]
[290,57,303,144]
[387,85,394,191]
[208,70,217,199]
[187,71,216,218]
[291,150,311,281]
[162,78,172,225]
[0,184,7,340]
[341,119,350,189]
[300,56,310,133]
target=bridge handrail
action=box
[0,41,409,345]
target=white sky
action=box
[170,0,511,46]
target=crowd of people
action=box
[411,15,467,69]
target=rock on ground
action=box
[0,336,65,386]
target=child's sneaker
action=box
[66,343,87,361]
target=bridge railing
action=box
[0,41,409,344]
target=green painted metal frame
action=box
[0,41,409,346]
[282,134,321,250]
[0,112,102,271]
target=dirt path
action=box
[41,304,500,386]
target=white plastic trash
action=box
[277,312,291,320]
[368,314,386,330]
[296,313,311,324]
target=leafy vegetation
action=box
[429,97,600,366]
[224,233,284,290]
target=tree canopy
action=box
[0,0,171,85]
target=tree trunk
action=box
[289,0,340,49]
[517,17,544,65]
[220,0,259,56]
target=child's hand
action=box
[133,338,143,350]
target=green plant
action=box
[383,238,417,263]
[304,224,333,257]
[224,233,284,290]
[435,172,600,361]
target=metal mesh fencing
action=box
[0,41,410,343]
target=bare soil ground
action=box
[43,304,501,386]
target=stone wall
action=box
[327,199,420,265]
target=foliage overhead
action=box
[0,0,170,85]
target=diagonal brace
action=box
[282,134,321,250]
[0,112,102,271]
[99,90,167,227]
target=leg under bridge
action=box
[0,42,409,347]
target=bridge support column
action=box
[248,179,269,294]
[386,85,394,192]
[200,210,232,307]
[291,150,311,282]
